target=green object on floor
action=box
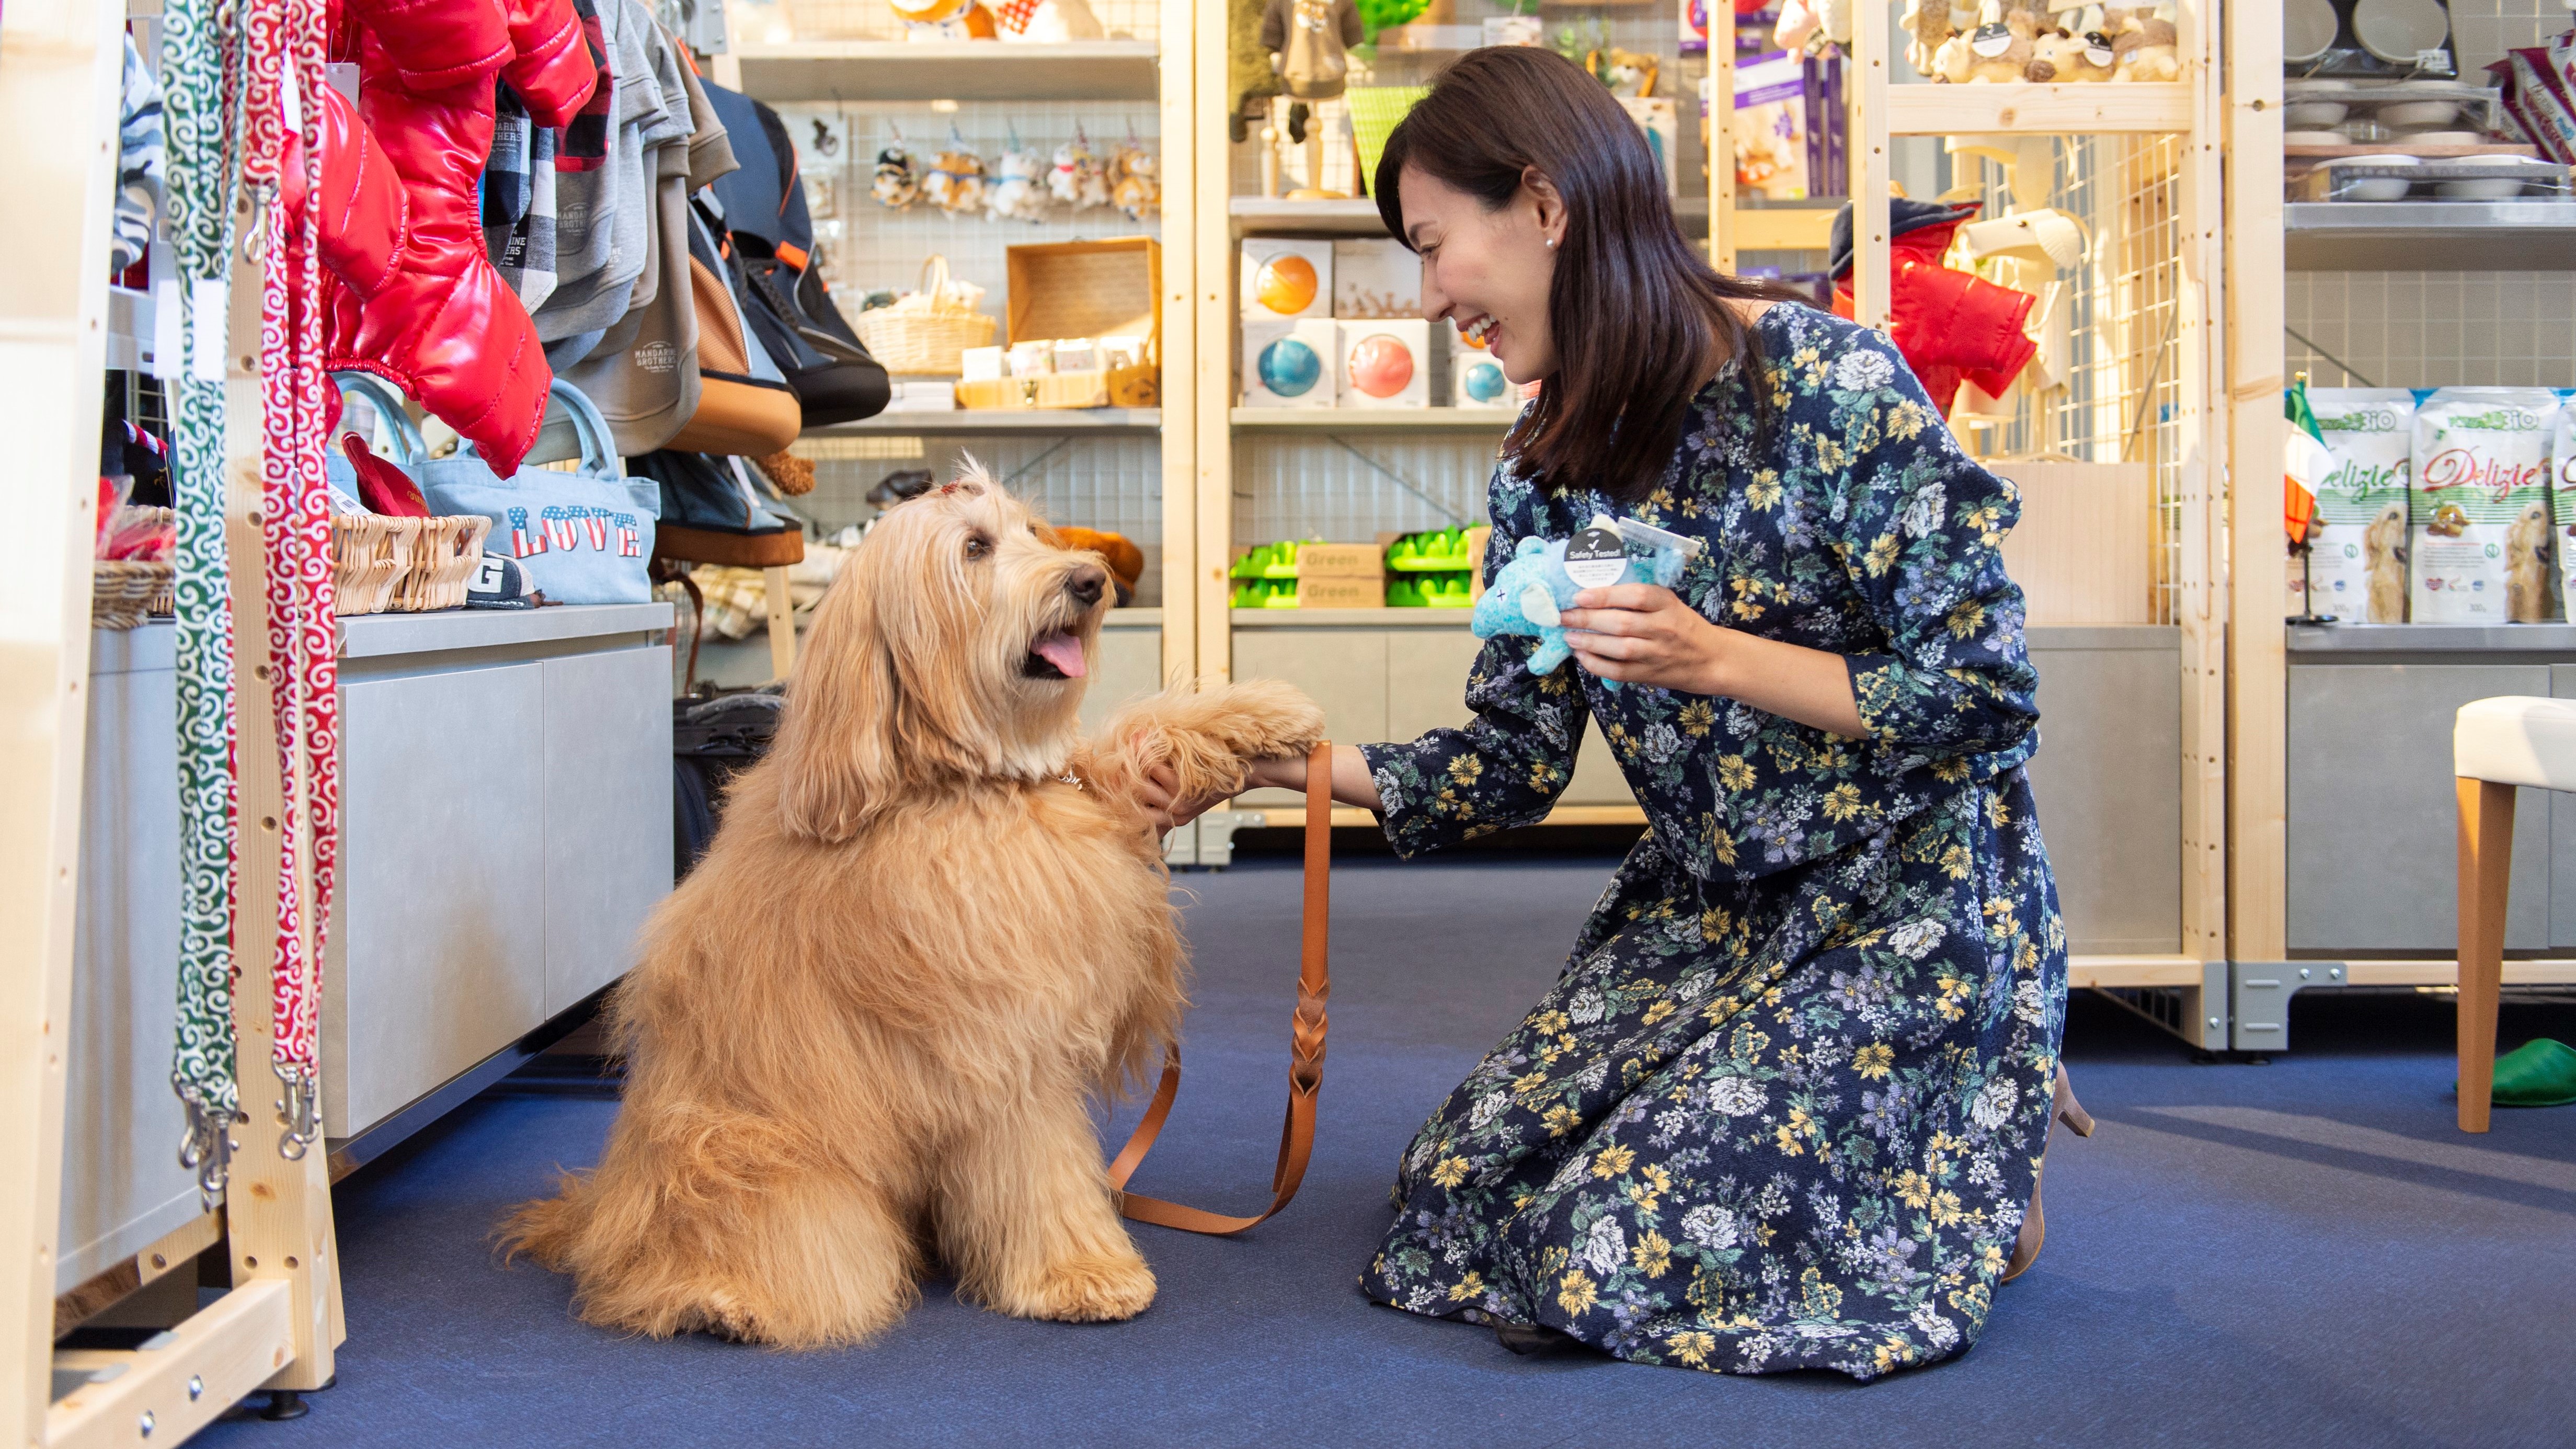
[2479,1038,2576,1108]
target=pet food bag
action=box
[2553,396,2576,611]
[2410,387,2558,624]
[2304,389,2415,623]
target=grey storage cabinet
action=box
[62,607,673,1293]
[2286,625,2576,954]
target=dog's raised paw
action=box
[1010,1251,1157,1324]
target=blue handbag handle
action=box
[455,379,624,480]
[329,371,428,468]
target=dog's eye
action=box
[965,533,992,561]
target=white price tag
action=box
[187,278,227,382]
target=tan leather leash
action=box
[1107,741,1332,1235]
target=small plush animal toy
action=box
[1472,514,1699,690]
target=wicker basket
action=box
[853,255,997,376]
[333,514,420,616]
[91,560,174,630]
[393,515,490,612]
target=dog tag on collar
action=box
[1562,524,1629,591]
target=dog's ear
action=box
[770,569,905,844]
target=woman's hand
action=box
[1560,584,1868,738]
[1134,762,1236,836]
[1559,584,1729,694]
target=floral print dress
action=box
[1355,304,2065,1381]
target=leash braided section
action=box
[162,0,245,1203]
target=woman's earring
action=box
[1545,236,1558,249]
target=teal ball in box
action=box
[1257,337,1322,397]
[1461,359,1507,405]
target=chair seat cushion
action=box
[2455,695,2576,792]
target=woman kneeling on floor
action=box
[1156,47,2088,1380]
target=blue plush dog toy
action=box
[1471,514,1701,689]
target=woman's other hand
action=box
[1560,584,1727,694]
[1562,585,1867,738]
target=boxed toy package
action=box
[1242,318,1339,408]
[2410,387,2558,624]
[1337,318,1429,408]
[1733,50,1812,200]
[1240,238,1333,321]
[2553,396,2576,612]
[2303,389,2415,623]
[1444,318,1510,408]
[1331,238,1421,319]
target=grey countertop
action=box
[2289,622,2576,657]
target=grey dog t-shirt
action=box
[533,0,692,343]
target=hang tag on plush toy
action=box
[2082,31,2113,64]
[1970,20,2012,56]
[1562,523,1629,590]
[1609,516,1708,561]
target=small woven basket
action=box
[853,255,996,376]
[393,515,490,612]
[333,514,418,616]
[91,560,174,630]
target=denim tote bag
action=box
[419,380,661,606]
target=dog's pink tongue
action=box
[1034,632,1087,678]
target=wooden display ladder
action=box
[5,0,345,1444]
[1707,1,2282,1018]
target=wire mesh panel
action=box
[1966,134,2188,626]
[795,432,1165,601]
[1231,430,1504,546]
[770,98,1163,308]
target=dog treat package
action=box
[2305,389,2416,624]
[2411,387,2559,624]
[2554,396,2576,614]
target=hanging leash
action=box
[1108,743,1332,1235]
[162,0,246,1203]
[239,0,334,1161]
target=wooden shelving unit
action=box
[1704,2,2256,1032]
[712,4,1199,692]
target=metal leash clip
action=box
[178,1095,240,1204]
[274,1062,323,1160]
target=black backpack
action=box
[700,83,891,429]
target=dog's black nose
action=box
[1066,567,1106,607]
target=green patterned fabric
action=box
[160,0,243,1202]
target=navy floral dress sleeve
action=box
[1354,304,2066,1380]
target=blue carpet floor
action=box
[196,856,2576,1448]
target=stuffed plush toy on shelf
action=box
[1472,517,1697,690]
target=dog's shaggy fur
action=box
[502,469,1322,1348]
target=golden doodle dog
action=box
[504,466,1322,1348]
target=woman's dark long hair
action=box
[1376,47,1791,503]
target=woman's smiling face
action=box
[1400,163,1564,386]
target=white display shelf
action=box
[731,40,1161,102]
[2284,201,2576,270]
[1229,407,1518,429]
[1884,81,2193,135]
[1231,195,1714,236]
[811,407,1161,433]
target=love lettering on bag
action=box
[506,504,647,561]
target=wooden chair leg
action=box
[763,565,796,681]
[2456,775,2515,1133]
